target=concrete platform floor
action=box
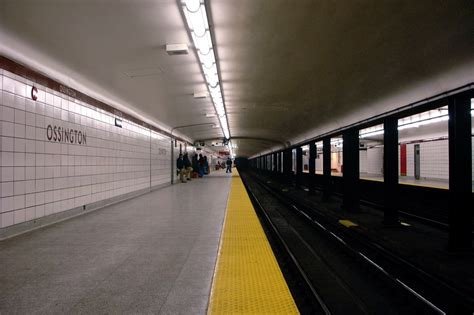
[0,171,232,314]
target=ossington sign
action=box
[46,125,87,145]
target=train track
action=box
[263,173,473,236]
[240,170,473,314]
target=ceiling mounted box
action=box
[166,44,189,55]
[194,91,208,99]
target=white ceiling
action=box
[1,0,473,157]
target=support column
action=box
[275,153,279,173]
[279,152,283,174]
[448,93,472,251]
[296,147,303,185]
[323,137,331,201]
[171,140,175,185]
[308,142,316,194]
[283,149,292,176]
[342,128,360,211]
[383,117,400,225]
[276,153,280,173]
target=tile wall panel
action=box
[151,131,173,187]
[406,143,415,178]
[403,140,448,180]
[359,150,368,174]
[367,146,384,176]
[420,140,449,180]
[0,70,173,228]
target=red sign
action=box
[218,151,229,156]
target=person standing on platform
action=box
[204,156,209,175]
[176,154,186,183]
[183,152,192,181]
[192,154,199,176]
[198,154,204,177]
[226,157,232,173]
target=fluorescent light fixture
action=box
[228,140,235,157]
[191,31,212,55]
[359,124,384,139]
[398,115,448,130]
[181,0,231,142]
[183,0,201,12]
[184,5,208,37]
[205,113,216,117]
[360,130,384,138]
[398,106,449,131]
[199,50,216,68]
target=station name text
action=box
[46,125,87,145]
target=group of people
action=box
[176,153,233,183]
[176,153,210,183]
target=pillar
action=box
[323,137,331,201]
[448,93,472,250]
[342,128,359,211]
[383,117,400,225]
[308,142,316,194]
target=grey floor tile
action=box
[0,173,232,314]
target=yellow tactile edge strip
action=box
[207,170,299,315]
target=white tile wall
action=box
[420,140,449,180]
[315,147,323,173]
[0,70,173,228]
[359,150,368,173]
[403,140,449,180]
[367,146,384,176]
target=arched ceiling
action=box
[1,0,473,157]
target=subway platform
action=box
[0,170,297,314]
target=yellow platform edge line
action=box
[207,170,299,315]
[339,219,358,228]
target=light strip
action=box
[228,140,235,158]
[398,115,448,131]
[398,106,449,131]
[181,0,231,140]
[359,123,384,138]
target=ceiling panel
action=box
[211,0,474,156]
[0,0,222,141]
[1,0,473,157]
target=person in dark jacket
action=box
[198,154,204,177]
[192,154,198,173]
[183,152,192,181]
[226,157,232,173]
[176,154,186,183]
[204,156,209,175]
